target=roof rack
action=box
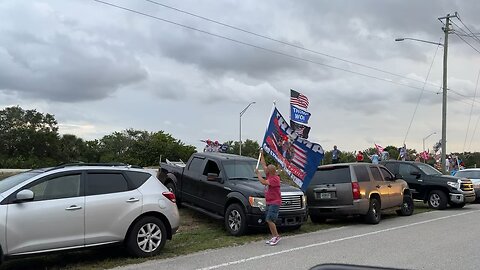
[50,162,143,170]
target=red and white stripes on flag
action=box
[374,143,384,154]
[290,89,309,110]
[292,144,307,169]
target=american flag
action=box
[420,151,430,160]
[290,89,309,110]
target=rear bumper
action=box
[246,209,308,227]
[308,199,370,217]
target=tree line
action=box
[2,106,479,169]
[0,106,196,168]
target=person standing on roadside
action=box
[356,151,364,162]
[255,151,282,246]
[332,145,341,164]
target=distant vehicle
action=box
[381,160,476,209]
[158,152,307,236]
[454,169,480,202]
[306,163,414,224]
[0,163,179,264]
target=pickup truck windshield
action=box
[455,170,480,179]
[224,160,258,180]
[416,163,442,176]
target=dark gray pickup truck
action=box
[157,152,307,236]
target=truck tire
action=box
[165,182,181,205]
[396,195,414,216]
[449,202,465,208]
[125,216,167,257]
[428,190,448,210]
[225,204,247,236]
[310,214,326,224]
[364,198,381,224]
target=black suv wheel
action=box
[225,204,247,236]
[428,190,448,210]
[396,195,414,216]
[365,198,381,224]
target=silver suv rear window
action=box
[311,166,351,184]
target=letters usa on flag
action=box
[290,89,309,110]
[262,106,324,191]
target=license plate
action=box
[320,193,331,199]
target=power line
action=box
[468,70,480,150]
[463,70,480,152]
[452,28,480,55]
[144,0,444,89]
[456,17,480,45]
[403,42,441,144]
[92,0,443,95]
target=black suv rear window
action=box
[310,166,351,184]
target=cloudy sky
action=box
[1,0,480,154]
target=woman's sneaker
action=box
[265,237,276,244]
[268,236,281,246]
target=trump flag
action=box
[262,106,324,191]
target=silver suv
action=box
[0,163,179,262]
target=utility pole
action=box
[438,12,457,174]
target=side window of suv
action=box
[353,166,370,182]
[370,167,384,182]
[379,167,394,181]
[398,164,414,178]
[86,173,129,196]
[27,174,82,201]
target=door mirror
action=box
[16,189,34,202]
[207,173,220,181]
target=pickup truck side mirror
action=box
[207,173,220,182]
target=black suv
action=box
[306,163,413,224]
[381,160,476,209]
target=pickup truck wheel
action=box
[225,204,247,236]
[165,182,181,205]
[428,190,447,210]
[364,198,381,224]
[125,216,166,257]
[310,214,326,224]
[449,202,465,208]
[396,195,414,216]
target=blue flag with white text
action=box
[262,107,324,191]
[290,105,311,124]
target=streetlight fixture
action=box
[423,132,437,162]
[395,13,456,173]
[239,101,256,156]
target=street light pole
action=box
[239,102,256,156]
[395,11,457,174]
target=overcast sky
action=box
[1,0,480,154]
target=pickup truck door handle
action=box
[387,184,392,188]
[65,205,82,211]
[376,185,381,189]
[126,198,140,203]
[418,179,423,182]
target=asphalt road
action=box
[115,204,480,270]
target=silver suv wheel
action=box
[137,223,163,253]
[228,210,241,231]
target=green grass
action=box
[1,203,432,270]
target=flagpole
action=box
[256,101,277,171]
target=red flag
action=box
[374,143,384,155]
